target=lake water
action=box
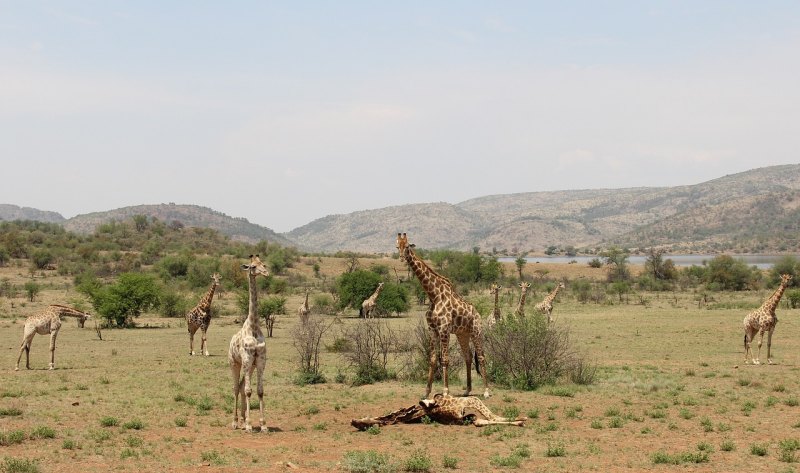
[498,254,798,270]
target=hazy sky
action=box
[2,2,799,232]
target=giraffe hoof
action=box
[14,367,19,371]
[204,352,209,357]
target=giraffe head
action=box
[396,232,411,260]
[519,282,531,292]
[558,282,565,289]
[490,283,501,295]
[241,255,270,278]
[377,282,385,290]
[211,273,222,287]
[780,274,793,286]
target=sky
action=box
[1,2,799,233]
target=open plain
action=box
[2,261,800,472]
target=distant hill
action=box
[0,204,65,223]
[287,164,800,254]
[6,164,800,254]
[62,204,296,247]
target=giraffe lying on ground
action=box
[15,305,91,370]
[351,393,525,429]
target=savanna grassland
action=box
[2,260,800,473]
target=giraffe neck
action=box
[50,305,89,319]
[403,249,450,302]
[304,292,309,306]
[493,292,499,311]
[246,272,260,327]
[764,282,789,313]
[546,286,562,303]
[199,283,217,309]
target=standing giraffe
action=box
[298,291,310,324]
[186,273,221,356]
[744,274,792,365]
[15,305,91,371]
[486,283,502,328]
[534,282,566,323]
[361,282,385,319]
[514,282,532,318]
[228,255,269,432]
[396,233,490,398]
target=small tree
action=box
[515,256,527,281]
[24,281,40,302]
[601,247,630,282]
[84,273,161,327]
[0,246,9,267]
[292,315,334,385]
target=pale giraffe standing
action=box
[15,305,91,371]
[515,282,532,317]
[361,282,385,319]
[486,283,502,328]
[744,274,792,365]
[228,255,269,432]
[534,282,566,323]
[298,291,310,324]
[396,233,490,398]
[186,273,221,356]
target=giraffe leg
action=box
[767,326,776,365]
[457,335,473,397]
[256,354,266,431]
[48,329,59,370]
[201,328,209,356]
[472,334,491,398]
[425,332,438,399]
[16,331,35,371]
[242,357,255,432]
[188,326,196,356]
[755,330,765,365]
[230,361,242,429]
[744,328,756,364]
[439,333,451,397]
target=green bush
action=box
[485,313,580,390]
[83,273,161,327]
[159,291,189,318]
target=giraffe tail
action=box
[473,350,480,375]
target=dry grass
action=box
[1,263,799,471]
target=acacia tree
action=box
[82,273,161,327]
[515,255,527,281]
[601,247,630,282]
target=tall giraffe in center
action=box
[396,233,490,398]
[16,305,91,371]
[228,255,269,432]
[535,282,566,323]
[515,282,532,318]
[486,283,502,328]
[186,273,221,356]
[744,274,792,365]
[361,282,385,319]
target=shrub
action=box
[339,319,402,385]
[100,417,119,427]
[83,273,161,327]
[0,457,40,473]
[29,426,55,440]
[292,315,334,381]
[159,291,189,318]
[484,313,581,390]
[403,449,432,472]
[342,450,396,473]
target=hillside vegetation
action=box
[4,164,800,254]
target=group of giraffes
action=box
[11,233,796,431]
